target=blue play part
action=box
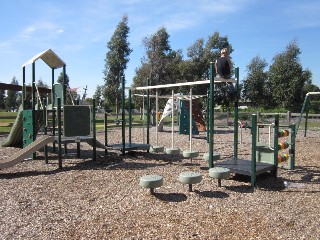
[179,100,199,135]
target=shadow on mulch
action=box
[293,165,320,184]
[194,190,229,198]
[226,172,285,192]
[153,192,188,202]
[0,149,171,179]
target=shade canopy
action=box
[22,49,65,69]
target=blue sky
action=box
[1,0,319,98]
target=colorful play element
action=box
[209,167,231,187]
[179,100,206,135]
[277,129,289,138]
[278,153,289,163]
[256,122,295,170]
[139,175,163,195]
[278,142,289,150]
[178,171,202,192]
[157,94,206,134]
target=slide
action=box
[0,105,23,147]
[0,135,55,169]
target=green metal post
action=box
[63,65,66,105]
[289,124,295,170]
[22,67,25,110]
[304,101,309,137]
[128,89,132,144]
[206,89,209,143]
[251,114,257,190]
[57,98,62,169]
[273,114,279,177]
[43,98,48,164]
[234,67,239,160]
[121,76,126,155]
[104,107,108,156]
[50,68,56,152]
[31,63,36,158]
[92,98,96,161]
[295,94,309,136]
[146,79,150,152]
[52,68,55,106]
[32,63,36,111]
[52,109,56,152]
[209,62,214,168]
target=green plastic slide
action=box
[0,105,23,148]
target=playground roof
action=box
[22,49,65,69]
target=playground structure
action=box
[0,54,299,190]
[216,113,296,188]
[0,49,100,170]
[126,65,237,164]
[156,93,206,134]
[130,63,299,190]
[295,92,320,137]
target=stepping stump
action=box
[165,147,180,155]
[203,152,220,161]
[149,146,164,153]
[140,175,163,195]
[179,171,202,192]
[209,167,230,187]
[183,150,199,162]
[165,147,180,163]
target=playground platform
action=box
[107,143,150,152]
[215,158,275,176]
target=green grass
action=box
[1,111,319,134]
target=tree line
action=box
[98,15,319,114]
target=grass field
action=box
[0,111,177,134]
[1,111,319,134]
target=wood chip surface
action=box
[0,126,319,239]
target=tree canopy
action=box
[103,15,132,112]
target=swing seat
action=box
[165,147,180,155]
[150,145,164,153]
[182,150,199,159]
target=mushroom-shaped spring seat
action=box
[179,171,202,192]
[140,175,163,194]
[209,167,231,187]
